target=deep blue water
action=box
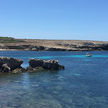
[0,51,108,108]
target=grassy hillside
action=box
[0,37,24,43]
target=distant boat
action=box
[86,53,92,57]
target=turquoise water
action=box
[35,55,108,59]
[0,51,108,108]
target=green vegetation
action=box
[0,37,24,43]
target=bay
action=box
[0,51,108,108]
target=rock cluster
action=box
[0,57,24,73]
[0,57,64,73]
[26,59,64,72]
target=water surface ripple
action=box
[0,51,108,108]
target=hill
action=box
[0,37,108,51]
[0,37,24,43]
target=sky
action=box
[0,0,108,41]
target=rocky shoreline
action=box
[0,57,64,74]
[1,39,108,51]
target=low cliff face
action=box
[0,39,108,51]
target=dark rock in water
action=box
[0,57,24,73]
[42,60,64,70]
[27,59,64,72]
[12,68,25,73]
[0,57,64,73]
[29,59,43,68]
[2,63,11,72]
[26,66,44,72]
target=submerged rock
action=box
[12,68,25,73]
[26,59,64,72]
[0,57,24,73]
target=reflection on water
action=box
[21,73,30,89]
[0,51,108,108]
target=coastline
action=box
[0,39,108,51]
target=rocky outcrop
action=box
[0,57,24,73]
[26,59,64,72]
[0,57,65,73]
[6,45,45,51]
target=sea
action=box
[0,51,108,108]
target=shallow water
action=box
[0,51,108,108]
